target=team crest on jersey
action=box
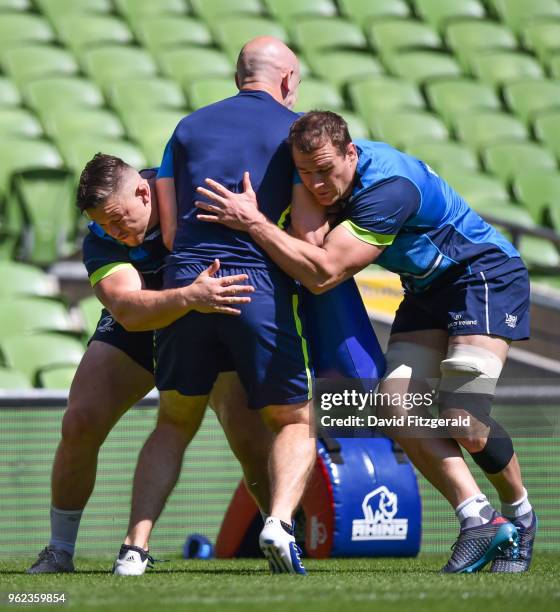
[351,485,408,541]
[505,313,518,328]
[97,315,115,333]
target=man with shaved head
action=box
[113,37,312,575]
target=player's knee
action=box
[469,421,515,474]
[61,406,106,449]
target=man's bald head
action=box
[236,36,300,109]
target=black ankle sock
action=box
[280,520,293,535]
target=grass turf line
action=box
[0,555,558,612]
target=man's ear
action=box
[280,70,291,97]
[137,179,150,204]
[234,72,240,89]
[347,142,357,163]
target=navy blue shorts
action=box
[155,265,312,410]
[89,308,155,374]
[391,258,530,341]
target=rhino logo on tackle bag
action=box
[352,485,408,541]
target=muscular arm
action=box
[94,262,254,332]
[288,183,330,246]
[247,217,382,294]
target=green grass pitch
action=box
[1,555,558,612]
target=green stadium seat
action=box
[534,112,560,159]
[187,78,238,110]
[115,0,187,25]
[137,130,182,168]
[522,20,560,63]
[0,13,54,52]
[291,17,367,55]
[294,79,344,112]
[489,0,560,34]
[483,142,557,183]
[405,142,479,173]
[159,47,234,86]
[385,51,462,84]
[1,45,79,87]
[135,17,212,55]
[339,111,370,140]
[453,111,528,152]
[0,139,63,194]
[109,78,187,114]
[0,298,75,339]
[6,168,77,265]
[471,200,536,228]
[37,0,112,21]
[550,53,560,79]
[415,0,486,32]
[0,77,21,107]
[0,109,43,139]
[264,0,337,27]
[0,0,31,10]
[53,14,133,56]
[470,51,544,87]
[82,46,157,92]
[38,365,77,389]
[426,79,500,128]
[504,80,560,125]
[367,18,441,57]
[57,137,147,174]
[306,50,382,87]
[0,367,32,390]
[0,261,59,298]
[24,77,104,114]
[513,171,560,223]
[339,0,410,27]
[0,333,84,383]
[517,236,560,268]
[349,77,424,120]
[190,0,262,22]
[213,17,288,62]
[441,170,510,204]
[445,20,516,71]
[78,295,102,338]
[367,111,448,149]
[121,110,183,144]
[42,109,125,143]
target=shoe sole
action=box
[490,515,538,573]
[260,539,306,575]
[455,523,519,574]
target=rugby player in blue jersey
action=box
[113,37,313,575]
[27,156,270,574]
[197,111,537,574]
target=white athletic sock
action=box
[455,493,493,527]
[49,506,83,556]
[501,488,532,520]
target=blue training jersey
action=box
[338,140,521,293]
[158,89,298,280]
[82,169,167,290]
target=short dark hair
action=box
[76,153,132,213]
[288,111,352,156]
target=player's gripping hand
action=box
[188,259,254,315]
[195,172,263,231]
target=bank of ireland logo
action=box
[97,315,114,333]
[351,485,408,541]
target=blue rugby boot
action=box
[490,510,537,573]
[441,512,519,573]
[259,516,307,575]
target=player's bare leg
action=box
[28,342,154,574]
[258,400,315,574]
[122,392,207,545]
[441,334,535,572]
[210,372,273,513]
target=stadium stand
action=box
[0,0,557,380]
